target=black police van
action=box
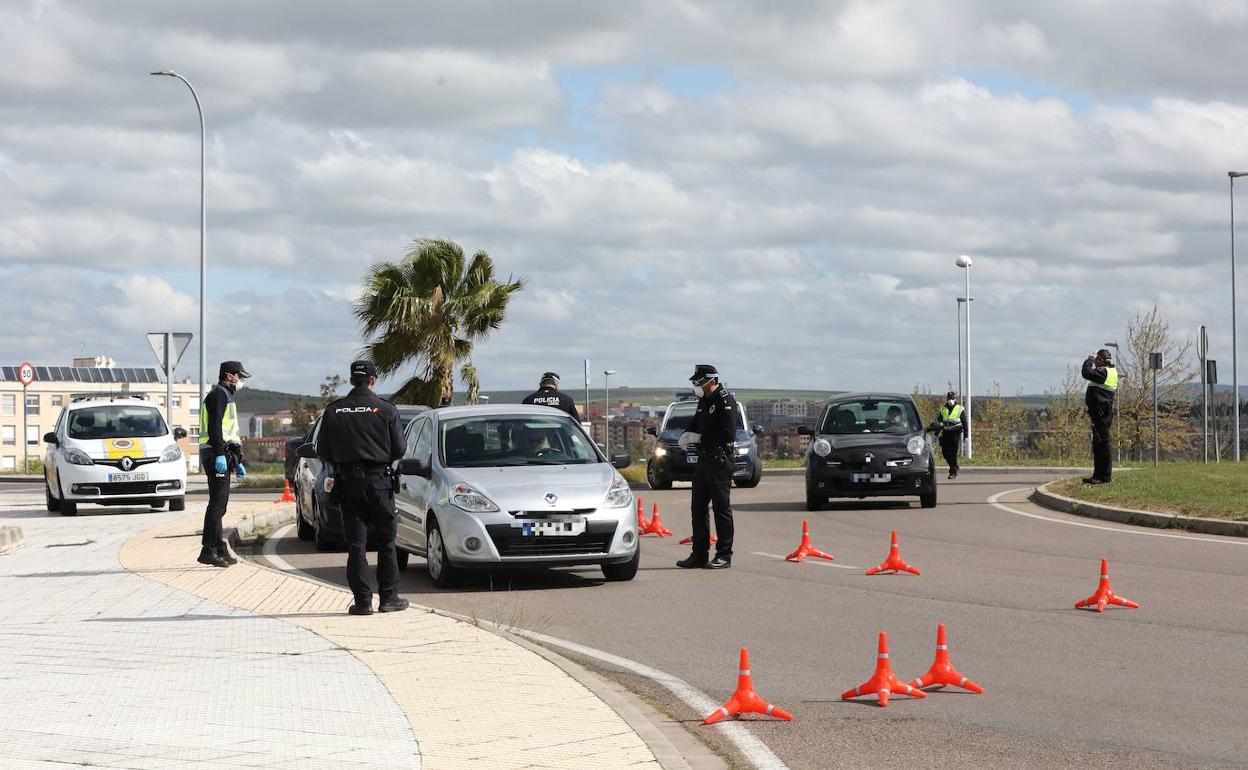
[645,398,762,489]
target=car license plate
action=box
[687,454,698,464]
[108,472,148,483]
[850,473,891,483]
[515,517,586,537]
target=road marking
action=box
[987,489,1248,547]
[261,524,793,770]
[753,551,860,569]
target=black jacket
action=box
[690,386,739,456]
[201,381,235,453]
[315,386,405,467]
[1082,359,1117,409]
[521,388,581,421]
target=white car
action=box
[392,405,638,587]
[43,396,189,516]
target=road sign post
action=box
[1200,326,1209,463]
[146,332,193,427]
[1150,352,1164,467]
[18,362,34,474]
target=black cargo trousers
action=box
[689,453,734,560]
[336,469,400,603]
[1088,402,1114,482]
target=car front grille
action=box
[72,480,182,496]
[485,521,617,558]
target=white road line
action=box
[260,524,792,770]
[753,551,860,570]
[987,489,1248,547]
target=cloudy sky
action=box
[3,0,1247,397]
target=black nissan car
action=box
[800,393,936,511]
[645,398,762,489]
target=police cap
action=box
[1096,348,1113,363]
[350,360,378,378]
[219,360,251,378]
[689,364,719,383]
[540,371,560,387]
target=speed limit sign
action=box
[17,361,35,387]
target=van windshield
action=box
[67,405,168,440]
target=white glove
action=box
[678,432,701,450]
[323,477,335,494]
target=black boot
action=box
[676,554,708,569]
[197,546,229,568]
[707,555,732,570]
[216,542,237,566]
[348,597,374,616]
[378,596,409,613]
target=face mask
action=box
[234,380,246,391]
[692,385,705,398]
[946,400,955,407]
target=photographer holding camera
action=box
[1081,348,1118,485]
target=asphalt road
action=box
[256,472,1248,769]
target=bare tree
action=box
[1116,305,1197,461]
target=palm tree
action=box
[355,239,525,406]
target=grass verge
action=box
[1048,463,1248,521]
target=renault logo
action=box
[120,456,134,471]
[545,493,558,506]
[864,453,874,464]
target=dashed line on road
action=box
[262,524,793,770]
[752,551,860,570]
[988,489,1248,547]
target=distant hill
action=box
[234,387,316,414]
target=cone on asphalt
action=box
[1075,558,1139,612]
[841,631,927,707]
[679,533,717,545]
[636,498,649,530]
[908,623,984,694]
[785,519,834,562]
[703,648,794,724]
[865,530,921,575]
[643,503,674,537]
[273,479,296,504]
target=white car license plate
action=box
[515,517,586,537]
[687,454,698,464]
[108,472,149,483]
[850,473,891,483]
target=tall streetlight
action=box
[956,297,966,400]
[956,255,974,459]
[1230,171,1247,461]
[603,369,617,457]
[1103,341,1120,464]
[151,70,207,410]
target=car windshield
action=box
[67,405,168,440]
[662,402,744,433]
[439,415,601,467]
[819,400,919,435]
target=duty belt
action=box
[337,463,391,480]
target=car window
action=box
[439,414,600,467]
[67,405,168,440]
[819,400,919,434]
[663,401,745,432]
[412,419,433,464]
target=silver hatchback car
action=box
[393,405,638,587]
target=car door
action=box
[396,416,433,551]
[297,420,321,514]
[46,409,67,491]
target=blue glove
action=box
[235,463,247,480]
[214,455,228,474]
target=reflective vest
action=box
[198,385,240,445]
[940,404,964,422]
[1088,366,1118,392]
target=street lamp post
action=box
[1104,341,1120,463]
[956,298,965,400]
[1230,171,1247,462]
[956,255,974,459]
[151,70,207,410]
[603,369,617,457]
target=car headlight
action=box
[603,473,632,508]
[159,445,183,463]
[654,446,667,457]
[736,446,749,455]
[63,447,93,466]
[907,436,926,456]
[813,438,832,457]
[449,483,499,513]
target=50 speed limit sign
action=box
[18,362,35,387]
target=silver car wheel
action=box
[428,527,445,580]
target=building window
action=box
[156,395,166,407]
[26,426,38,446]
[189,396,200,410]
[189,426,200,438]
[1,426,13,446]
[25,394,39,415]
[51,394,63,407]
[173,396,182,408]
[1,394,13,417]
[1,455,15,472]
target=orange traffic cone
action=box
[785,519,834,562]
[865,530,921,575]
[703,648,793,724]
[908,624,984,694]
[841,631,927,707]
[636,498,649,530]
[643,503,674,537]
[679,533,717,545]
[1075,558,1139,612]
[273,479,296,504]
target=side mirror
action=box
[611,453,632,469]
[645,426,657,436]
[398,457,431,478]
[43,432,59,445]
[797,426,813,436]
[296,443,318,459]
[173,427,188,440]
[752,425,764,435]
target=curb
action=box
[0,525,22,553]
[1032,481,1248,538]
[227,506,296,549]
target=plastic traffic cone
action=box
[1075,558,1139,612]
[703,648,794,724]
[679,533,717,545]
[636,498,649,530]
[841,632,927,707]
[785,519,834,562]
[273,479,296,504]
[865,530,921,575]
[643,503,674,537]
[908,624,984,694]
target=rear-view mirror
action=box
[752,425,764,435]
[398,458,431,478]
[611,453,631,469]
[43,432,58,445]
[645,426,657,436]
[172,427,188,440]
[797,426,813,435]
[296,443,318,459]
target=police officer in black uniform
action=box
[521,372,581,421]
[316,360,409,615]
[932,391,968,479]
[197,361,249,568]
[677,364,738,570]
[1081,348,1118,485]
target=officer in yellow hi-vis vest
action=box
[1081,348,1118,485]
[197,361,250,567]
[936,391,968,479]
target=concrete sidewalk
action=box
[0,492,666,770]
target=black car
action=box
[800,393,936,511]
[645,398,762,489]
